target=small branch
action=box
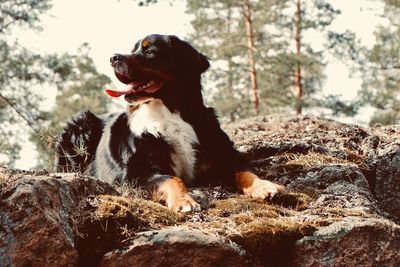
[0,92,38,132]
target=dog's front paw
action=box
[236,171,285,200]
[167,193,201,213]
[244,178,285,199]
[154,176,201,213]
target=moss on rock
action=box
[74,195,183,266]
[208,196,285,219]
[95,195,182,227]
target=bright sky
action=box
[11,0,385,169]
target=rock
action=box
[0,169,117,267]
[370,127,400,223]
[74,195,183,266]
[292,217,400,266]
[222,115,400,265]
[100,229,252,267]
[224,115,400,222]
[1,115,400,266]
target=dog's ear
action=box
[169,35,210,74]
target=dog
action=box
[56,34,284,212]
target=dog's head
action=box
[107,34,209,104]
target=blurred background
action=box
[0,0,399,169]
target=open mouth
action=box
[106,79,163,98]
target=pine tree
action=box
[0,1,112,167]
[0,0,53,166]
[187,0,283,119]
[358,0,400,125]
[275,0,342,114]
[186,0,354,119]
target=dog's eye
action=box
[144,48,156,57]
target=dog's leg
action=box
[236,171,285,199]
[152,175,201,212]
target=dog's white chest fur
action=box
[128,99,199,182]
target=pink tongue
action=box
[105,88,131,97]
[105,83,135,98]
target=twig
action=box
[0,92,38,132]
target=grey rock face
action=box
[1,115,399,266]
[0,169,117,267]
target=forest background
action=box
[1,0,399,169]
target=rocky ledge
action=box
[1,115,399,266]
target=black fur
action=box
[56,34,249,189]
[56,111,103,172]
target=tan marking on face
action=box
[142,39,150,49]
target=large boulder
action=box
[368,127,400,223]
[223,115,400,266]
[292,217,400,267]
[224,115,400,222]
[101,229,251,267]
[0,169,117,267]
[1,115,399,266]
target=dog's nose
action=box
[110,54,123,63]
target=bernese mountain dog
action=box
[56,34,284,212]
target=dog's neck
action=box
[165,77,206,121]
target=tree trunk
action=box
[226,5,235,121]
[243,0,260,115]
[226,6,234,96]
[293,0,303,114]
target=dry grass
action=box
[265,152,357,176]
[115,182,149,199]
[369,126,400,143]
[206,196,287,228]
[285,152,351,168]
[93,195,182,228]
[342,148,370,170]
[0,169,7,188]
[74,194,183,264]
[0,167,13,189]
[0,167,7,178]
[183,192,315,245]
